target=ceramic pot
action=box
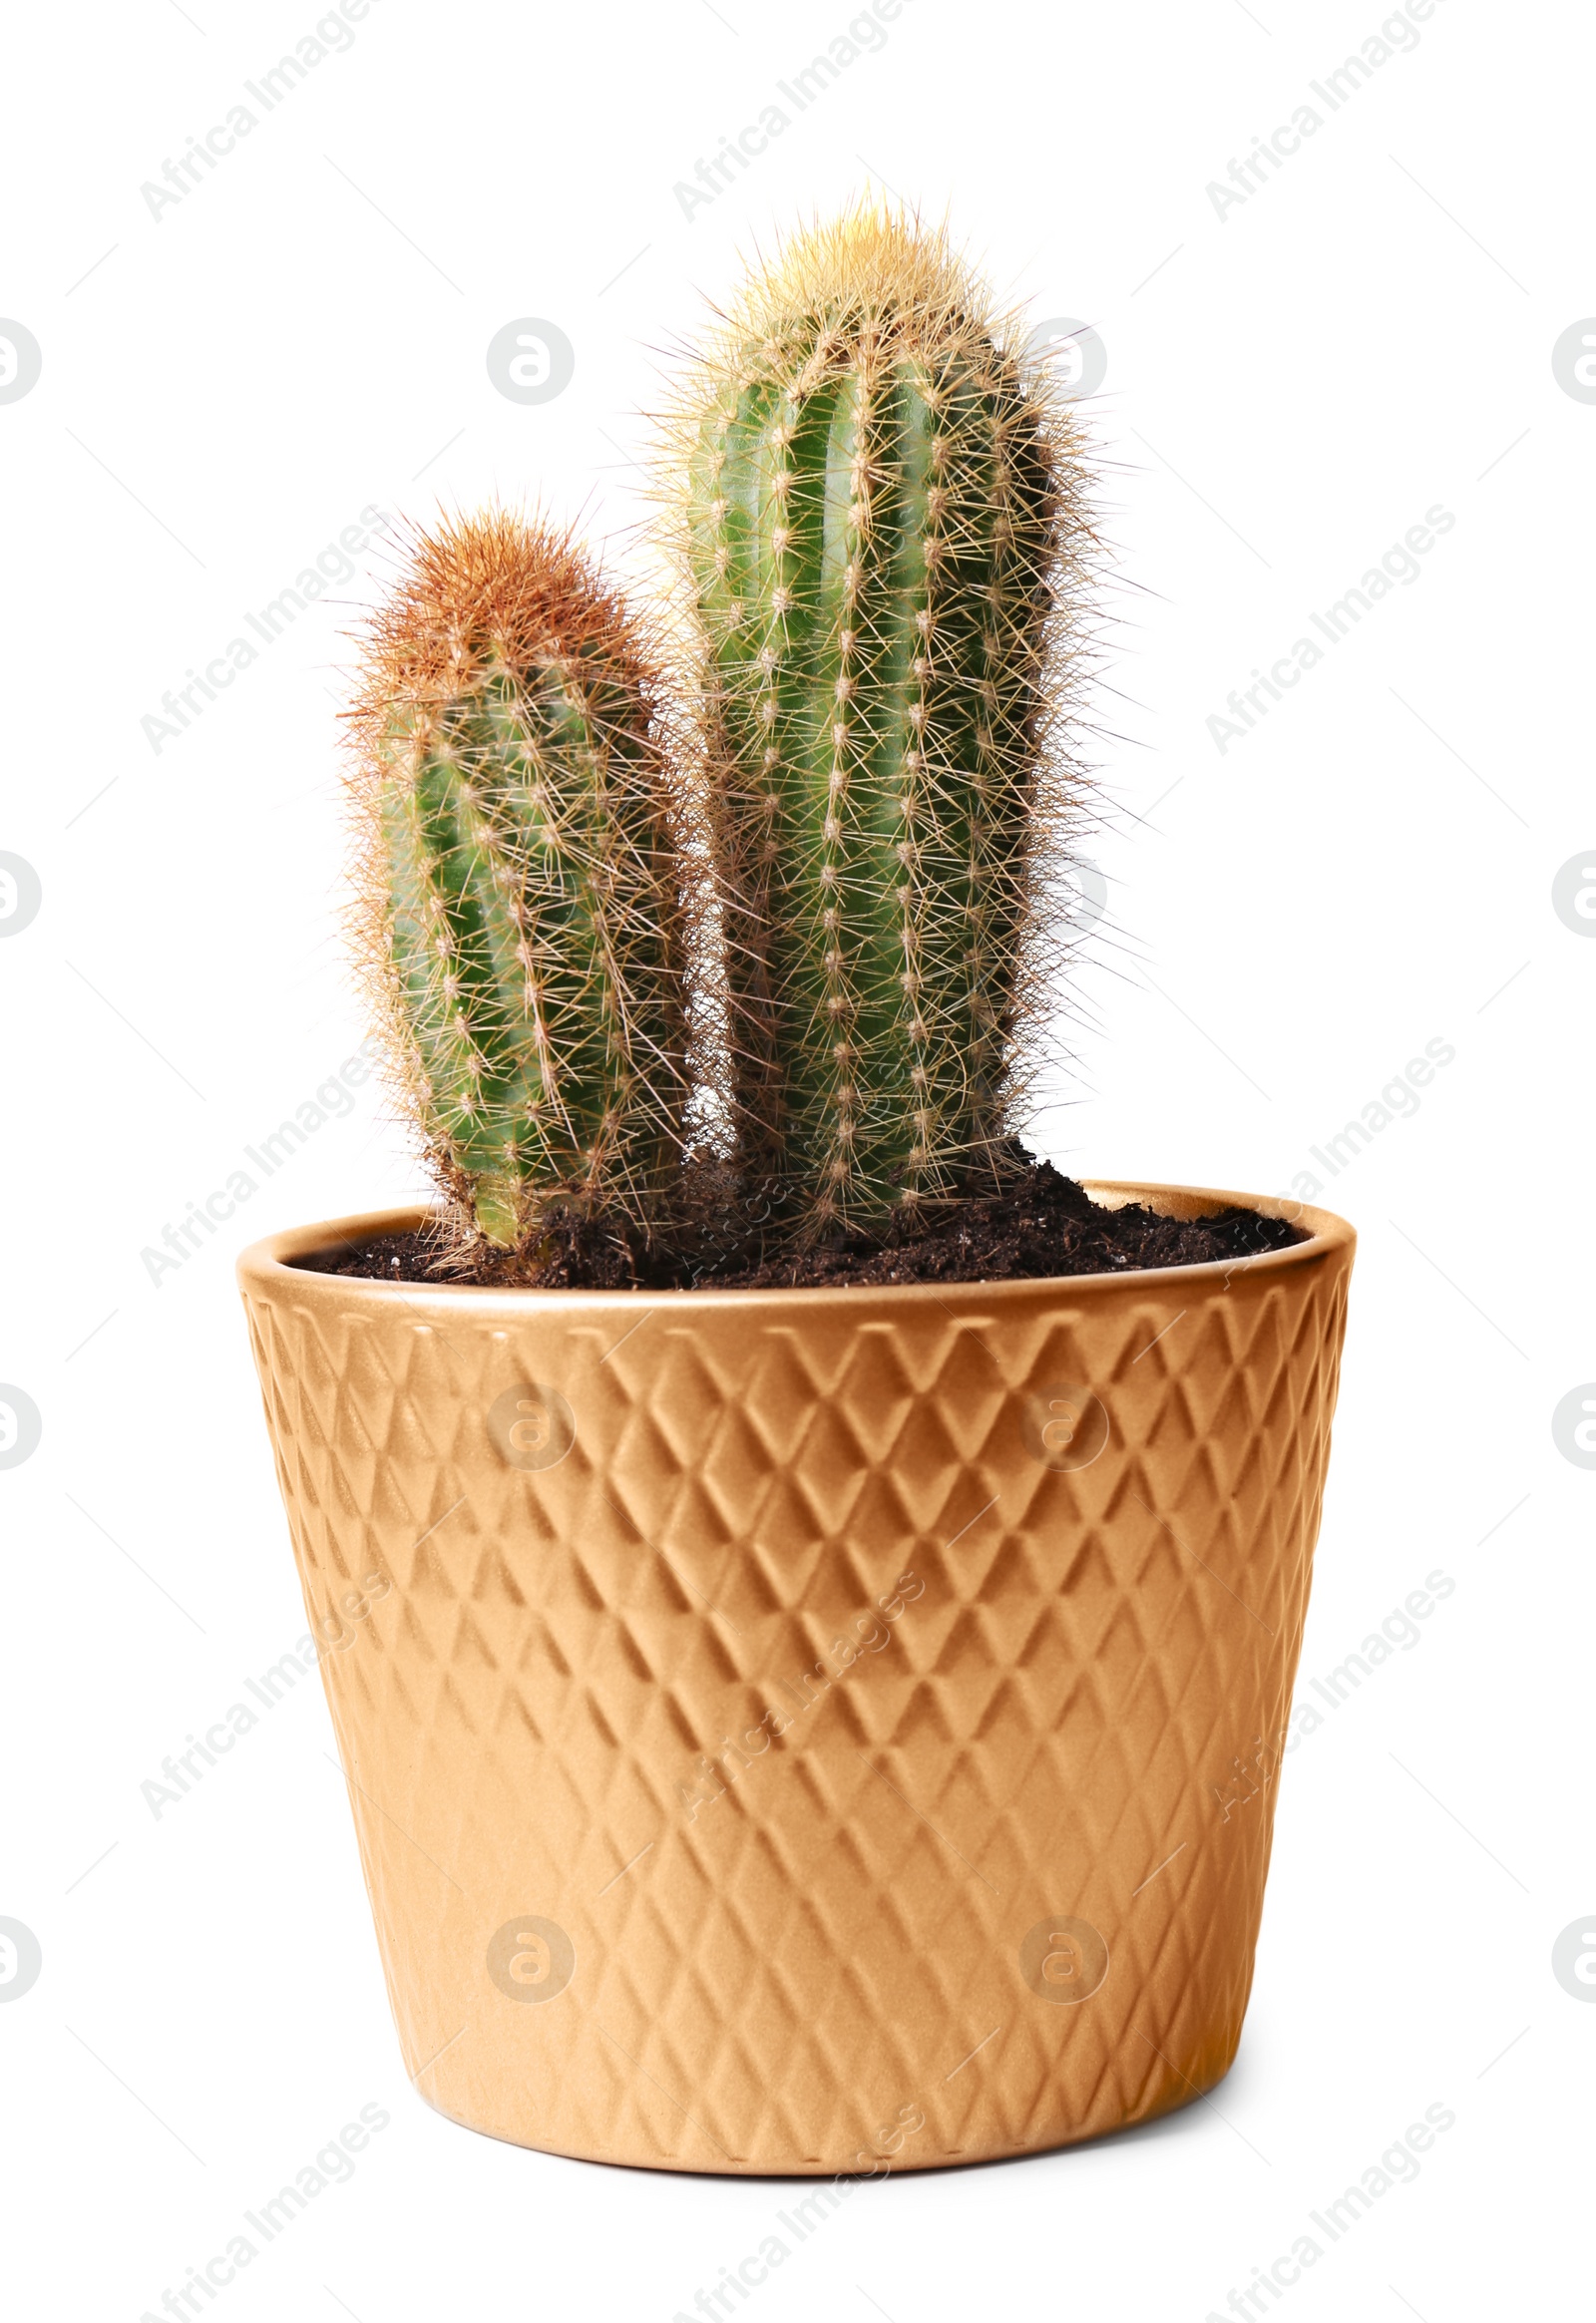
[237,1182,1353,2175]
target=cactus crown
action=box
[662,204,1100,1238]
[345,510,692,1257]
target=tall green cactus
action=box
[347,512,689,1253]
[670,207,1095,1238]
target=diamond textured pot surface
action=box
[237,1183,1353,2174]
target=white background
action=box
[1,0,1589,2315]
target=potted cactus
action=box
[239,208,1353,2176]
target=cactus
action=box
[345,510,691,1256]
[667,206,1097,1238]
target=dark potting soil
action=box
[300,1161,1307,1292]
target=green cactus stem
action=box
[347,512,690,1253]
[670,207,1097,1240]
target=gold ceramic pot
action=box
[237,1182,1353,2176]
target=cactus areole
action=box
[674,210,1097,1238]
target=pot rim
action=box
[235,1181,1355,1311]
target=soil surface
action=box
[299,1162,1307,1291]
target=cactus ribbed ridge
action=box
[667,206,1099,1238]
[346,512,690,1253]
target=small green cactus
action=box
[667,205,1097,1238]
[346,511,690,1255]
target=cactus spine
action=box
[673,208,1094,1237]
[347,512,689,1252]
